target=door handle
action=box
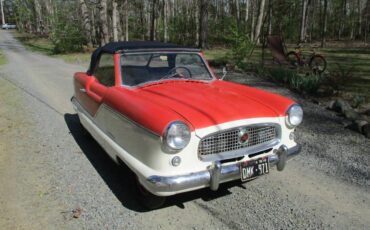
[80,88,86,93]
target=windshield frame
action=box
[119,51,216,88]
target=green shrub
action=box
[49,8,85,53]
[227,25,254,69]
[289,73,322,94]
[267,67,322,94]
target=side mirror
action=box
[220,67,228,80]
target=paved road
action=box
[0,30,369,229]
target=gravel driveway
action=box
[0,30,369,229]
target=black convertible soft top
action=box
[87,41,199,75]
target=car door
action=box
[74,53,115,117]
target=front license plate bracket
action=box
[240,157,269,181]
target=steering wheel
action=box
[162,66,192,79]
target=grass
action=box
[320,47,370,98]
[0,51,7,66]
[12,31,91,65]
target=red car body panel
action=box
[115,80,294,134]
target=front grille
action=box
[198,125,278,158]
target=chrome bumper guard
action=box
[147,144,301,193]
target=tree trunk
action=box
[321,0,328,48]
[124,0,128,41]
[199,0,209,49]
[364,0,369,43]
[150,0,156,41]
[1,0,6,25]
[338,0,347,40]
[254,0,266,43]
[300,0,308,42]
[304,0,311,42]
[235,0,241,30]
[195,0,199,46]
[100,0,109,45]
[139,0,145,40]
[251,0,255,41]
[268,0,272,35]
[112,0,119,42]
[350,0,355,40]
[357,0,362,37]
[44,0,55,34]
[163,0,169,42]
[245,0,249,23]
[34,0,42,34]
[79,0,93,47]
[91,6,98,45]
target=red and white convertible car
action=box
[71,41,302,208]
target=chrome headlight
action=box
[163,121,191,151]
[286,104,303,128]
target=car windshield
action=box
[121,52,213,86]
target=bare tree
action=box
[112,0,119,41]
[245,0,249,23]
[321,0,328,47]
[365,0,370,43]
[268,0,272,35]
[300,0,308,42]
[124,0,128,41]
[358,0,362,37]
[235,0,241,30]
[195,0,199,46]
[79,0,93,47]
[254,0,266,43]
[163,0,169,42]
[150,0,157,41]
[34,0,42,33]
[100,0,109,45]
[251,0,255,41]
[1,0,5,25]
[199,0,209,49]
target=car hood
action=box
[135,80,294,131]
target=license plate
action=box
[240,157,269,181]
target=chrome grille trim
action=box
[198,123,281,161]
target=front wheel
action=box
[135,177,166,210]
[309,55,327,74]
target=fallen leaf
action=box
[72,208,81,219]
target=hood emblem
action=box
[238,129,250,145]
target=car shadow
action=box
[64,113,239,212]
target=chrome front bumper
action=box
[146,144,301,195]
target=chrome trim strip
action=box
[146,144,301,193]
